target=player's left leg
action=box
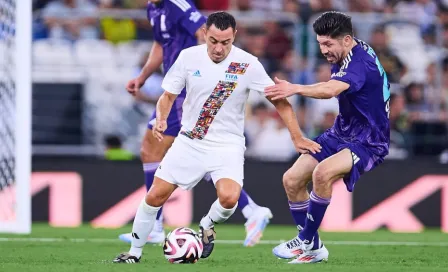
[199,178,241,258]
[203,173,272,247]
[289,148,353,264]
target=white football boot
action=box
[288,244,329,264]
[243,207,273,247]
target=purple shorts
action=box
[147,95,185,137]
[310,132,385,192]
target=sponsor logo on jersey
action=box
[192,70,201,77]
[225,74,238,82]
[331,71,346,78]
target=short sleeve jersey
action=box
[162,45,274,149]
[329,38,390,157]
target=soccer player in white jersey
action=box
[113,11,321,264]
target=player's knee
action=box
[283,171,306,195]
[218,191,239,209]
[312,165,332,189]
[145,189,169,207]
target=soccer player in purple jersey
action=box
[265,11,390,264]
[120,0,274,247]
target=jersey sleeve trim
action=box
[161,83,183,95]
[169,0,191,11]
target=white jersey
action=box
[162,44,274,150]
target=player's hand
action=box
[264,77,297,100]
[126,77,145,96]
[152,119,167,142]
[293,136,322,155]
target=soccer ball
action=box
[163,227,203,264]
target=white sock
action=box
[241,205,254,219]
[241,195,262,219]
[200,199,237,230]
[248,195,261,209]
[129,199,161,258]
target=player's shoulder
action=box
[351,39,378,65]
[165,0,197,12]
[231,46,260,63]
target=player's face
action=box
[316,35,351,64]
[204,25,236,63]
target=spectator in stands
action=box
[245,102,276,144]
[265,21,292,61]
[405,82,435,122]
[284,0,300,14]
[389,93,410,158]
[234,0,251,11]
[43,0,99,41]
[347,0,373,12]
[425,62,448,121]
[243,27,278,74]
[246,111,296,162]
[278,50,305,85]
[312,110,337,136]
[104,135,134,161]
[369,25,405,83]
[99,0,136,44]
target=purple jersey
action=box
[147,0,206,75]
[329,39,390,157]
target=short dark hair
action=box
[313,11,353,39]
[206,11,236,31]
[105,135,122,148]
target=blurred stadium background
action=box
[2,0,448,233]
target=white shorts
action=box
[155,137,244,190]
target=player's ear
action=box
[344,35,352,46]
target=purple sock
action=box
[299,191,330,245]
[289,200,320,250]
[143,162,162,220]
[237,189,250,210]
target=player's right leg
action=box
[199,178,241,258]
[113,177,177,263]
[272,154,324,259]
[118,129,175,244]
[203,173,272,247]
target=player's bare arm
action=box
[154,91,178,141]
[268,97,322,154]
[126,42,163,96]
[265,78,350,100]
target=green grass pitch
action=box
[1,224,447,272]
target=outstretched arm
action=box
[265,77,350,100]
[268,97,322,154]
[154,91,178,141]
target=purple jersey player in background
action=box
[121,0,274,247]
[265,11,390,264]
